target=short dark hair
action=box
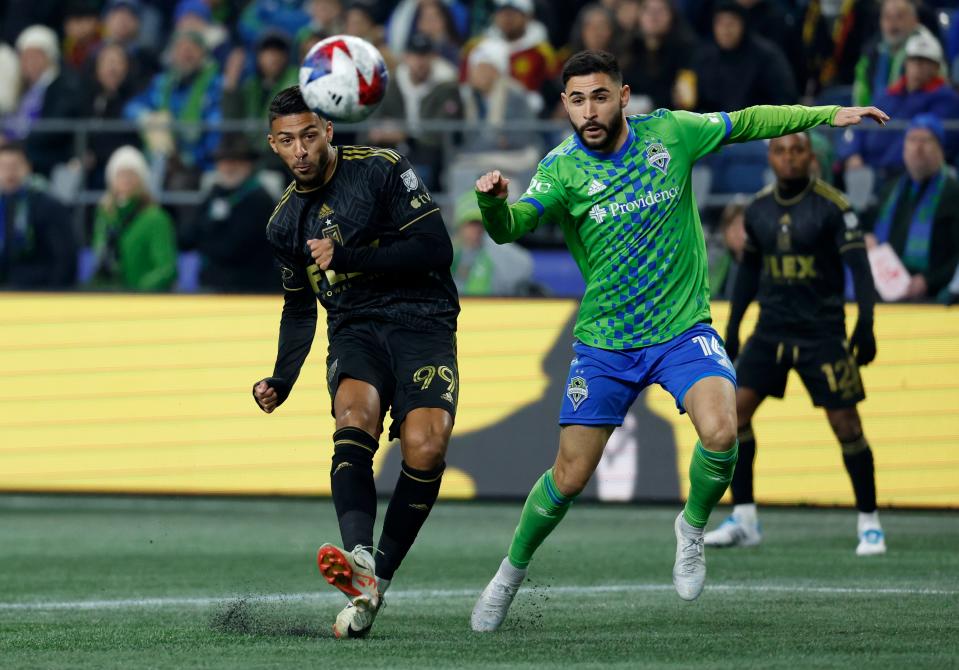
[0,142,28,159]
[561,50,622,87]
[269,85,317,124]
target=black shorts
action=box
[325,320,459,440]
[735,332,865,409]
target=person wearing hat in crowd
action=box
[421,37,536,153]
[238,0,311,51]
[99,0,160,93]
[451,191,534,296]
[3,25,86,176]
[467,0,557,114]
[690,0,798,113]
[89,145,177,292]
[842,30,959,175]
[362,32,454,185]
[864,114,959,301]
[174,0,232,65]
[0,142,76,289]
[178,134,277,293]
[123,26,223,187]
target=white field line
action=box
[0,582,955,612]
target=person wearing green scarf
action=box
[89,146,177,292]
[866,114,959,300]
[123,30,223,172]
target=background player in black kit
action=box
[251,86,460,638]
[704,132,887,557]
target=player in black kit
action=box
[704,132,887,556]
[251,86,460,637]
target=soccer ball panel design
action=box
[299,35,389,123]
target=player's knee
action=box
[335,405,380,435]
[401,426,449,471]
[699,418,738,452]
[552,460,589,497]
[829,412,862,442]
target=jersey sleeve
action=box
[830,199,866,254]
[383,156,441,231]
[517,160,568,224]
[672,110,734,162]
[271,243,308,292]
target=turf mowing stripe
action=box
[1,582,955,612]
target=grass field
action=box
[1,496,956,669]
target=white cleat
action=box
[673,513,706,601]
[856,527,887,556]
[704,511,762,548]
[470,557,526,632]
[333,596,384,639]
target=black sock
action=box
[841,434,877,513]
[376,461,445,580]
[330,427,379,551]
[730,425,756,504]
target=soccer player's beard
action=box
[292,146,333,189]
[573,112,624,154]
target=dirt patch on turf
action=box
[209,598,325,638]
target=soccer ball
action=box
[299,35,389,123]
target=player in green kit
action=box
[470,50,888,631]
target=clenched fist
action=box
[475,170,510,199]
[307,238,335,270]
[253,380,279,413]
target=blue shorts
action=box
[559,323,737,426]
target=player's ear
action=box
[560,91,569,115]
[325,119,334,141]
[267,134,278,155]
[620,84,630,110]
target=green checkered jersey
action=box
[477,104,840,350]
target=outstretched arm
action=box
[726,105,889,144]
[474,170,542,244]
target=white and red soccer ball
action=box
[299,35,389,123]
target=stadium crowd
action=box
[0,0,956,302]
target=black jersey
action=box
[744,178,865,339]
[266,146,459,335]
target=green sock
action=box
[683,440,738,528]
[507,469,574,569]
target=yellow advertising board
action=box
[1,294,956,507]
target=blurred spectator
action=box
[388,1,465,67]
[90,145,176,292]
[802,0,878,92]
[173,0,232,65]
[4,25,86,177]
[239,0,311,50]
[0,42,18,116]
[691,0,797,112]
[395,34,457,135]
[732,0,805,96]
[344,0,396,70]
[100,0,160,93]
[296,0,344,53]
[841,32,959,175]
[422,39,536,153]
[124,29,223,184]
[85,43,142,190]
[612,0,642,34]
[567,4,623,58]
[451,192,533,296]
[179,135,277,293]
[852,0,934,107]
[62,1,103,73]
[708,200,746,300]
[865,115,959,301]
[222,30,297,152]
[473,0,558,115]
[621,0,696,112]
[0,143,76,289]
